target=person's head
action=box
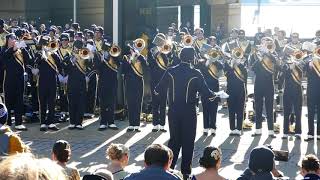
[152,33,166,47]
[52,140,71,164]
[5,33,17,48]
[238,30,245,40]
[168,27,174,36]
[0,153,67,180]
[65,23,70,30]
[71,23,80,32]
[40,24,46,31]
[0,19,5,29]
[144,144,170,169]
[315,30,320,39]
[257,27,262,33]
[49,27,56,37]
[167,148,174,170]
[291,32,299,44]
[274,27,280,35]
[106,143,129,167]
[230,28,239,39]
[278,30,286,40]
[75,32,84,41]
[0,103,8,126]
[216,26,221,31]
[300,154,320,177]
[60,33,70,47]
[208,36,217,46]
[264,29,272,37]
[194,28,204,40]
[249,146,275,174]
[199,146,222,170]
[86,30,94,41]
[179,47,195,63]
[95,26,104,40]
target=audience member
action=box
[124,144,181,180]
[0,103,29,156]
[191,146,225,180]
[0,153,67,180]
[300,154,320,180]
[52,140,81,180]
[96,143,129,180]
[237,145,276,180]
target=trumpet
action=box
[79,47,90,59]
[48,40,59,52]
[109,44,121,57]
[292,50,305,61]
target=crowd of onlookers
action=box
[0,103,320,180]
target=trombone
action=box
[48,40,59,52]
[109,44,121,57]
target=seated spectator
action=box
[83,173,113,180]
[0,103,29,156]
[300,154,320,180]
[0,153,67,180]
[52,140,81,180]
[124,144,181,180]
[167,148,183,179]
[95,143,129,180]
[237,145,276,180]
[191,146,225,180]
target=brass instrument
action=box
[292,50,305,61]
[48,40,59,52]
[109,44,121,57]
[314,47,320,59]
[133,38,145,52]
[207,49,221,61]
[79,47,90,59]
[232,47,244,59]
[265,41,276,53]
[160,41,173,55]
[182,35,193,47]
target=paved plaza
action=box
[16,79,319,180]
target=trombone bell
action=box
[160,42,172,55]
[133,38,146,52]
[109,44,121,57]
[79,48,90,59]
[48,41,59,52]
[183,35,193,47]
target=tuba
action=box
[160,41,173,55]
[313,47,320,59]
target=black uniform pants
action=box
[58,82,68,112]
[30,80,39,113]
[168,105,197,175]
[151,90,167,126]
[228,88,246,131]
[68,92,85,125]
[38,83,56,125]
[4,80,24,126]
[283,87,302,134]
[254,85,274,130]
[307,89,320,136]
[99,85,117,125]
[125,76,143,126]
[201,98,218,129]
[86,75,97,114]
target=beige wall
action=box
[0,0,26,21]
[77,0,104,27]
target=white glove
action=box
[31,68,39,75]
[214,91,229,99]
[85,76,90,83]
[58,74,64,82]
[16,41,27,49]
[63,76,68,84]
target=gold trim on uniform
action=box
[208,63,219,80]
[233,65,246,82]
[312,59,320,77]
[46,52,58,73]
[168,72,175,102]
[14,49,24,70]
[261,56,275,74]
[290,64,303,85]
[186,77,197,103]
[239,40,249,53]
[156,54,167,70]
[104,57,118,72]
[0,31,8,47]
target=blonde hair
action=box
[0,153,67,180]
[106,143,129,161]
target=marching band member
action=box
[93,39,120,131]
[238,30,251,60]
[154,46,216,179]
[123,39,147,132]
[224,47,247,136]
[313,30,320,46]
[281,50,305,139]
[251,37,279,137]
[63,40,88,130]
[33,36,61,131]
[57,33,72,120]
[197,36,223,136]
[306,47,320,141]
[148,33,169,132]
[0,33,31,130]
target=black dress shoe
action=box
[152,129,158,132]
[269,134,276,138]
[203,132,208,136]
[127,128,134,132]
[160,129,167,132]
[134,129,141,132]
[48,126,59,131]
[40,127,47,131]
